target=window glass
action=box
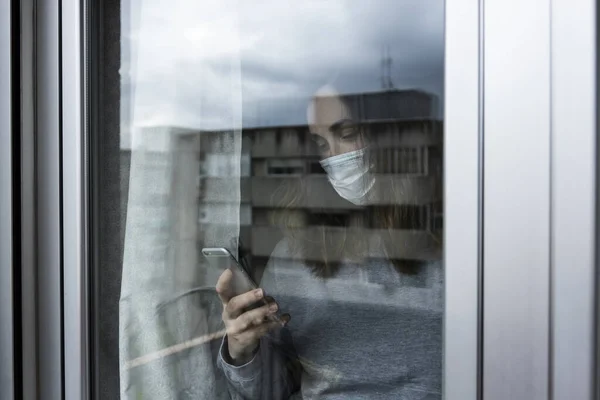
[96,1,444,398]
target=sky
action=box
[120,0,444,148]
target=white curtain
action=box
[119,1,242,398]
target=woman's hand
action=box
[216,269,286,365]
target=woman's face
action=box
[307,87,366,159]
[305,85,376,206]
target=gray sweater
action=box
[218,240,443,399]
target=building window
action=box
[430,201,443,231]
[374,147,425,174]
[308,212,350,227]
[266,159,306,175]
[370,205,429,230]
[309,160,326,174]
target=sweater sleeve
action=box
[217,327,301,400]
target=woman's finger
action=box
[225,288,264,319]
[235,320,282,343]
[215,269,234,305]
[234,302,278,331]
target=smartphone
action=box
[202,247,283,322]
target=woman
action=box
[215,85,443,399]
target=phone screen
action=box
[202,247,256,294]
[202,247,283,322]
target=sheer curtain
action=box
[118,1,242,398]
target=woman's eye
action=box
[317,141,329,151]
[311,135,329,151]
[340,127,359,140]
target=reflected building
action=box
[121,89,443,289]
[198,89,443,283]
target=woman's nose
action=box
[325,141,362,158]
[326,145,340,158]
[325,143,343,158]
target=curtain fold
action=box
[119,1,242,398]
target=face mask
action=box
[319,147,375,205]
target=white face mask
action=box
[319,147,375,205]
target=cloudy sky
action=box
[120,0,444,147]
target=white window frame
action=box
[483,1,551,398]
[550,0,598,398]
[482,1,599,399]
[445,0,482,398]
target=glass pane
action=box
[94,1,444,398]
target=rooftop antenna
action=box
[381,45,394,90]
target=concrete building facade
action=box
[196,89,443,279]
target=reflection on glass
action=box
[114,1,444,399]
